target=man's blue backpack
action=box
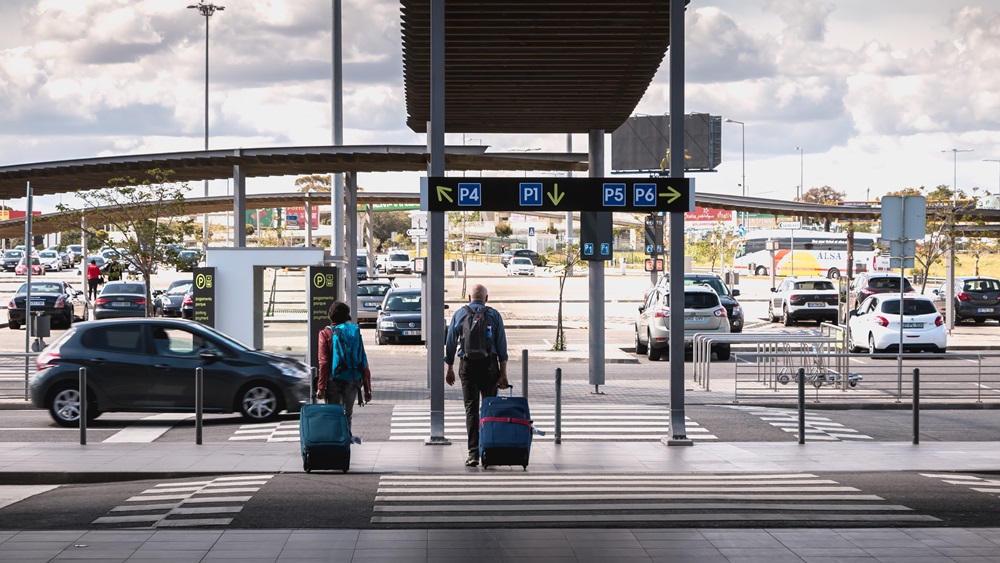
[330,324,365,381]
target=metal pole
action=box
[24,183,32,362]
[202,9,210,250]
[310,367,317,404]
[667,0,690,445]
[521,349,528,400]
[79,367,87,446]
[587,129,605,393]
[195,367,204,445]
[797,367,805,444]
[554,368,562,445]
[912,368,920,445]
[565,134,574,277]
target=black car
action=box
[153,280,193,317]
[176,250,202,272]
[30,318,311,426]
[500,249,543,267]
[2,250,24,272]
[7,281,89,330]
[93,281,148,320]
[932,276,1000,324]
[656,273,745,333]
[376,287,438,345]
[850,272,914,308]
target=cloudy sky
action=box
[1,0,999,212]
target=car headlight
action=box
[380,320,396,330]
[732,306,742,316]
[269,360,309,379]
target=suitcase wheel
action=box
[303,453,311,473]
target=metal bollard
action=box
[554,368,562,445]
[913,368,920,445]
[797,367,805,445]
[79,367,87,446]
[521,349,529,400]
[195,367,204,445]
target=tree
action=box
[371,210,411,244]
[705,222,738,272]
[965,237,1000,276]
[449,210,482,299]
[801,186,845,231]
[294,174,332,193]
[56,168,192,316]
[495,222,513,239]
[549,245,581,351]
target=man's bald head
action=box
[470,284,488,302]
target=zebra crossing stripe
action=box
[389,405,716,441]
[717,404,873,441]
[922,474,1000,496]
[94,475,272,528]
[372,473,938,526]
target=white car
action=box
[848,294,946,355]
[386,251,412,274]
[506,257,536,276]
[635,284,730,361]
[768,276,840,326]
[37,250,62,272]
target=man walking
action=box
[445,283,509,467]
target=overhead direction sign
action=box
[424,177,694,213]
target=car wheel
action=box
[62,314,72,329]
[376,332,387,345]
[8,322,18,330]
[848,332,862,353]
[715,345,731,361]
[239,384,281,423]
[975,318,986,324]
[755,266,768,276]
[782,305,793,327]
[827,268,840,279]
[634,326,647,355]
[869,333,882,357]
[646,335,662,361]
[48,384,98,427]
[768,301,779,322]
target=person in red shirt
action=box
[86,259,102,300]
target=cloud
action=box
[764,0,833,42]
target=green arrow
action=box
[659,185,682,204]
[436,185,454,203]
[547,183,565,206]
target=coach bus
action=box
[733,229,881,279]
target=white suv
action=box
[769,276,840,326]
[635,285,730,361]
[386,251,412,274]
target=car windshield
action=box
[178,251,198,259]
[389,253,409,262]
[881,299,937,315]
[39,251,56,259]
[359,284,390,297]
[166,283,193,296]
[356,256,367,267]
[795,281,835,291]
[103,282,145,295]
[19,257,40,265]
[868,277,912,291]
[384,293,421,311]
[16,282,63,294]
[685,278,728,296]
[964,279,1000,292]
[4,251,22,258]
[512,258,532,266]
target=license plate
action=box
[402,330,420,336]
[685,317,706,323]
[977,308,994,313]
[111,302,131,307]
[902,322,922,329]
[364,303,377,307]
[29,301,44,307]
[807,302,825,307]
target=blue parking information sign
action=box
[602,183,626,207]
[633,184,657,207]
[519,183,543,206]
[457,183,482,207]
[583,243,594,256]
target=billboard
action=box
[284,206,320,230]
[611,113,722,173]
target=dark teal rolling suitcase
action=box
[299,403,351,473]
[479,393,532,469]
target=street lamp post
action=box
[188,2,225,251]
[724,119,745,229]
[941,148,973,331]
[794,146,804,202]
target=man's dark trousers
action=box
[459,356,499,458]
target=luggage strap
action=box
[480,416,532,428]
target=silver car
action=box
[635,284,730,361]
[356,279,396,324]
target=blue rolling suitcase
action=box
[479,392,532,469]
[299,403,351,473]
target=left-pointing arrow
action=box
[436,185,454,203]
[659,185,681,204]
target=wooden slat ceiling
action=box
[401,1,674,133]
